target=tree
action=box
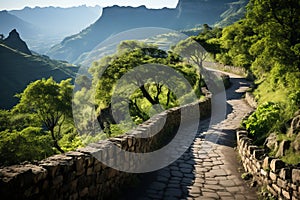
[173,37,208,71]
[246,0,300,74]
[85,40,201,132]
[13,78,73,153]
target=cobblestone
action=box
[124,71,258,199]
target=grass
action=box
[281,147,300,165]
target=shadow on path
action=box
[119,72,257,200]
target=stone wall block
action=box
[236,131,247,145]
[277,178,287,189]
[75,157,85,176]
[272,183,281,195]
[270,171,277,182]
[282,189,291,199]
[253,149,265,160]
[270,159,285,173]
[292,169,300,184]
[52,175,63,187]
[279,168,292,180]
[39,162,59,178]
[267,184,278,196]
[247,145,258,155]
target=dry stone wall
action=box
[237,130,300,200]
[0,97,211,200]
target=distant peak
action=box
[4,29,32,55]
[9,29,19,36]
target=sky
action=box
[0,0,179,11]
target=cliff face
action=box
[47,0,239,63]
[3,29,32,55]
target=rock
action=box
[264,133,278,150]
[292,169,300,183]
[251,180,257,187]
[279,168,291,179]
[270,159,285,173]
[3,29,31,55]
[288,111,300,137]
[292,133,300,151]
[275,140,291,157]
[263,157,272,169]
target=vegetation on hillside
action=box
[0,41,78,109]
[74,40,205,138]
[196,0,300,164]
[0,78,82,166]
[180,0,299,164]
[0,39,208,166]
[1,0,299,166]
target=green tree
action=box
[13,78,73,153]
[247,0,300,75]
[85,40,201,132]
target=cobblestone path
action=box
[122,72,258,199]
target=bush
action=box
[0,127,55,166]
[243,102,281,144]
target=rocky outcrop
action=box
[3,29,31,55]
[275,140,291,157]
[289,112,300,137]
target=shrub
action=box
[243,102,281,144]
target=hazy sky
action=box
[0,0,179,10]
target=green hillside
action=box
[214,0,248,27]
[0,43,78,109]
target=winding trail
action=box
[122,71,258,199]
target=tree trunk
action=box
[50,128,64,153]
[140,85,157,105]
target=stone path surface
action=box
[122,71,258,199]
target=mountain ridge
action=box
[47,0,239,63]
[3,29,32,54]
[0,30,78,109]
[0,10,39,38]
[0,6,102,53]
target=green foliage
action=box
[281,147,300,165]
[58,128,83,152]
[85,40,202,131]
[241,172,252,180]
[0,127,55,166]
[13,77,74,153]
[0,77,83,166]
[201,0,300,149]
[0,43,77,109]
[243,102,281,144]
[0,109,11,131]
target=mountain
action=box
[47,0,240,63]
[0,6,102,54]
[3,29,31,54]
[9,5,102,36]
[214,0,248,27]
[0,30,78,109]
[180,0,249,36]
[0,10,39,38]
